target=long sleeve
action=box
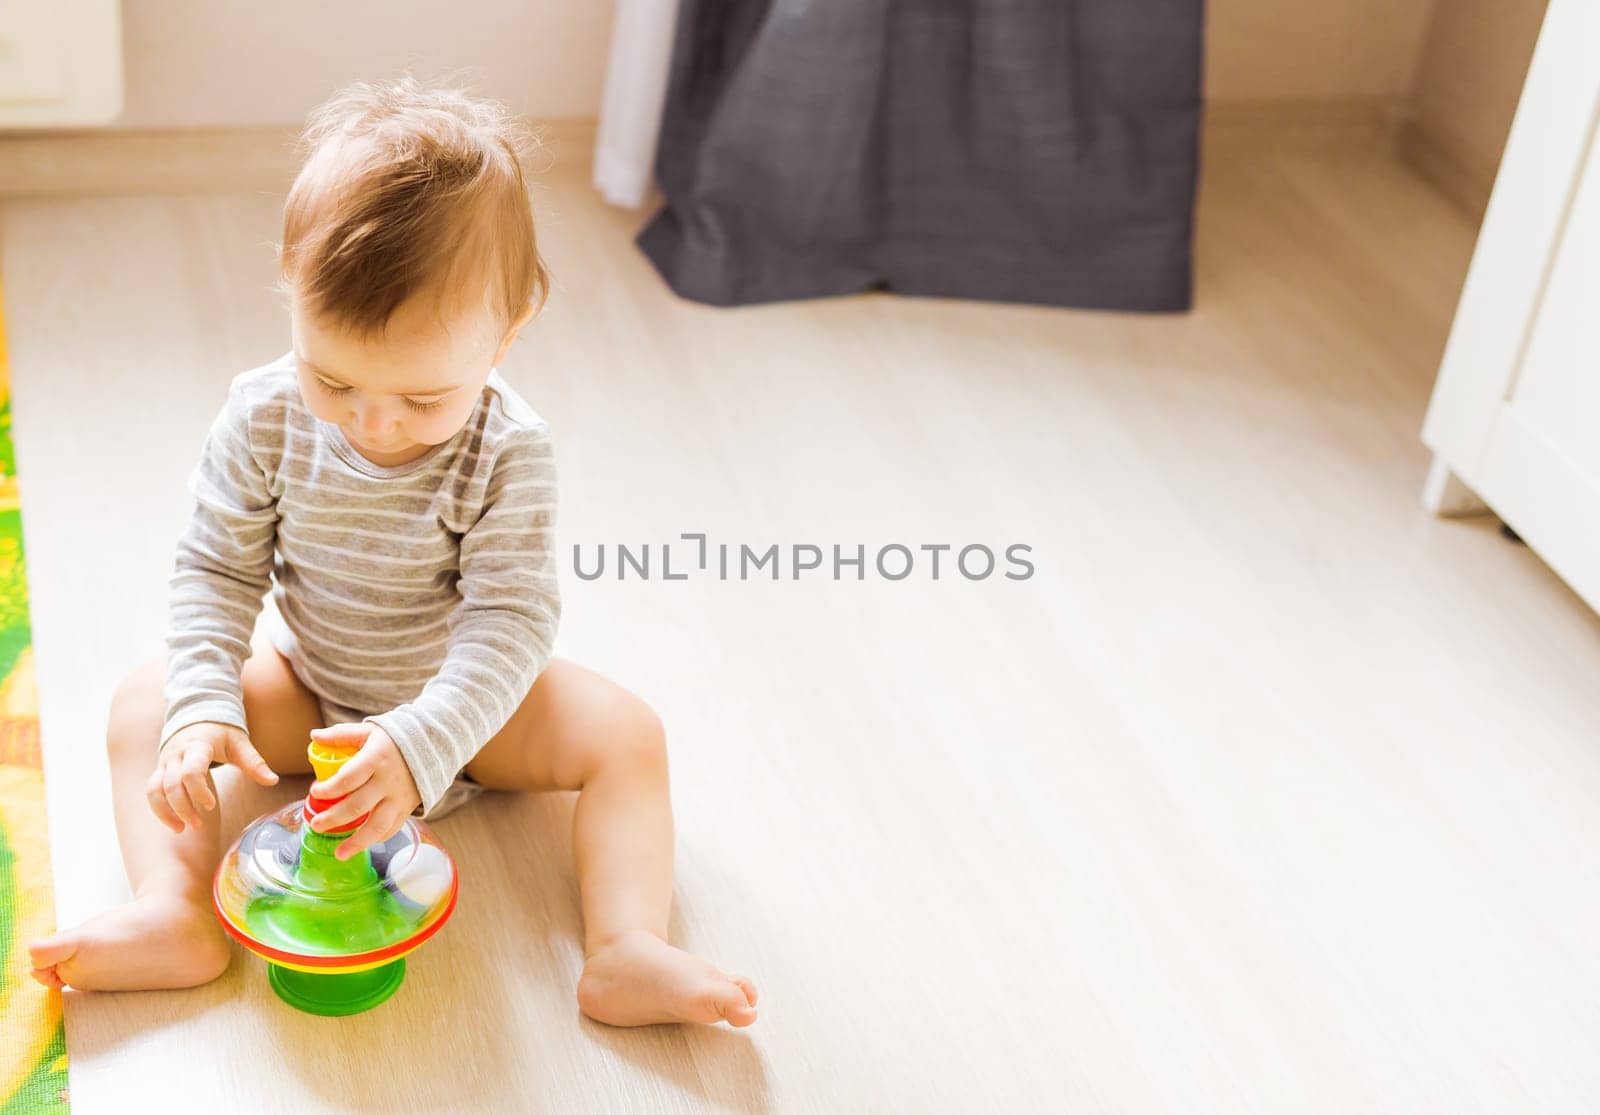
[367,426,561,815]
[159,387,278,750]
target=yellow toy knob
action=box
[308,739,358,783]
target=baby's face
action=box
[289,292,527,467]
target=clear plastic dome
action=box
[214,797,458,972]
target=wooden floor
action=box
[3,137,1599,1113]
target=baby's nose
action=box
[355,406,395,435]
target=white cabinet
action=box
[1421,0,1600,611]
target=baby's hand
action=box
[149,721,279,834]
[306,721,422,860]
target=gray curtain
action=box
[638,0,1205,311]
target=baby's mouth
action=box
[349,431,407,453]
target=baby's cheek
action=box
[298,391,344,425]
[417,402,477,444]
[315,403,347,426]
[294,371,340,420]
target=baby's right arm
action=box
[158,383,279,761]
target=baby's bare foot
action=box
[577,930,758,1028]
[28,890,230,992]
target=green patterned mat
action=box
[0,281,71,1113]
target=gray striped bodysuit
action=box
[158,350,561,818]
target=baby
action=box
[26,77,758,1029]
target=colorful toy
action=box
[212,739,458,1015]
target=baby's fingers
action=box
[309,783,380,833]
[161,763,203,830]
[226,734,279,788]
[145,768,185,834]
[311,722,372,745]
[334,802,404,862]
[181,746,217,812]
[311,750,375,799]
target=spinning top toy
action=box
[213,739,459,1015]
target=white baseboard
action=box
[1203,97,1406,149]
[0,118,597,199]
[0,106,1488,220]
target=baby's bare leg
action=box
[466,659,758,1027]
[28,627,321,991]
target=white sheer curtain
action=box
[593,0,680,209]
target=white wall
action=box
[1206,0,1439,102]
[113,0,616,128]
[113,0,1444,131]
[1408,0,1548,182]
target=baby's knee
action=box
[602,694,667,777]
[105,654,166,761]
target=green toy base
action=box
[267,959,406,1016]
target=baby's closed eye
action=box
[403,395,449,413]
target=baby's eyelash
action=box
[311,370,447,412]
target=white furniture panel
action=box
[1512,133,1600,482]
[1421,0,1600,613]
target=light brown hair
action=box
[276,75,549,339]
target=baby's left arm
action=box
[367,424,562,817]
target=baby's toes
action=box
[26,934,77,990]
[27,933,77,975]
[732,975,758,1007]
[708,975,758,1027]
